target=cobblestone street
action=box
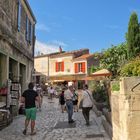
[0,97,110,140]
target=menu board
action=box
[10,91,19,98]
[11,99,17,106]
[11,83,20,91]
[10,83,20,106]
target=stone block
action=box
[111,77,140,140]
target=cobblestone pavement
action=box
[0,97,110,140]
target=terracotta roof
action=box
[73,54,93,61]
[50,48,89,58]
[34,48,89,58]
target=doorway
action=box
[19,63,26,93]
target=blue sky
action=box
[28,0,140,55]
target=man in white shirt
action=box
[64,86,75,123]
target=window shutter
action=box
[82,62,86,73]
[56,62,58,72]
[75,63,78,73]
[61,61,64,71]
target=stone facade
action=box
[34,49,99,84]
[0,0,36,91]
[111,77,140,140]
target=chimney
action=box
[59,46,62,53]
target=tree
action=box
[126,12,140,59]
[90,65,96,73]
[100,43,128,77]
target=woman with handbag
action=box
[82,84,93,126]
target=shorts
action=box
[25,107,37,120]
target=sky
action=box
[28,0,140,55]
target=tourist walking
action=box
[36,84,43,111]
[64,85,75,123]
[81,84,93,126]
[59,90,65,113]
[49,86,55,100]
[21,82,40,135]
[72,89,78,112]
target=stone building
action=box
[0,0,36,92]
[34,48,99,88]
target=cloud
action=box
[36,23,50,32]
[35,40,66,56]
[48,40,67,47]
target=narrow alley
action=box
[0,96,110,140]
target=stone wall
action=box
[111,77,140,140]
[0,39,33,90]
[0,0,36,60]
[0,0,36,91]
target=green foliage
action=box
[96,12,140,78]
[120,58,140,76]
[126,12,140,59]
[90,65,96,73]
[92,81,108,103]
[100,43,128,77]
[111,81,120,91]
[89,81,111,110]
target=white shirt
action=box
[49,89,55,94]
[82,90,93,107]
[64,89,73,100]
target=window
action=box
[25,16,33,44]
[17,0,21,31]
[75,62,85,73]
[30,24,33,45]
[28,20,32,43]
[56,62,64,72]
[58,62,62,71]
[78,63,82,72]
[25,15,29,41]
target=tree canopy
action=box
[126,12,140,59]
